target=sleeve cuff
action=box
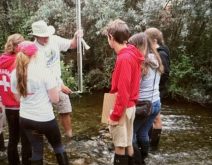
[110,114,120,121]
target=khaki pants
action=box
[55,92,72,114]
[109,106,135,147]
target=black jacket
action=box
[157,45,170,97]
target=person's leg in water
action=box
[137,100,161,164]
[20,117,45,165]
[20,128,32,165]
[0,106,7,159]
[59,113,72,138]
[149,79,168,149]
[57,92,73,139]
[110,107,135,165]
[0,132,7,160]
[44,119,69,165]
[149,113,162,150]
[5,109,21,165]
[133,115,148,165]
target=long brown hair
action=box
[128,32,164,76]
[16,52,30,97]
[128,32,148,55]
[145,27,164,46]
[4,34,24,54]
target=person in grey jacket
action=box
[145,27,170,149]
[128,32,164,165]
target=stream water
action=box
[71,93,212,164]
[0,92,211,165]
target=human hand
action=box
[74,29,84,39]
[61,84,72,94]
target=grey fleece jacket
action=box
[138,53,161,103]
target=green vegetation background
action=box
[0,0,211,105]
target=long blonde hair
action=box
[16,52,30,97]
[128,32,164,76]
[4,34,24,54]
[15,41,38,97]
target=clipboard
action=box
[101,93,125,125]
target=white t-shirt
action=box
[11,60,58,122]
[35,35,71,86]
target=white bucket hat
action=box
[31,20,55,37]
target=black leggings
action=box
[0,132,6,151]
[20,117,64,160]
[5,109,31,165]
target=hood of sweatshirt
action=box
[0,53,16,69]
[148,53,159,69]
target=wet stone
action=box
[62,127,113,165]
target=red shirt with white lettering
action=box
[0,53,19,108]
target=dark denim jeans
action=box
[20,117,64,160]
[133,99,161,145]
[5,109,31,165]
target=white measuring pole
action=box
[76,0,83,93]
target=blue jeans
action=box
[20,117,64,160]
[133,99,161,145]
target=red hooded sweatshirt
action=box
[0,53,19,108]
[110,44,145,121]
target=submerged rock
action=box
[62,127,113,165]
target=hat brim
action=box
[31,25,55,37]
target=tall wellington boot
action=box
[114,154,128,165]
[150,128,162,150]
[0,133,6,151]
[133,143,142,165]
[128,155,135,165]
[55,152,69,165]
[139,142,149,165]
[30,159,43,165]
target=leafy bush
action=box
[0,0,211,104]
[60,61,78,91]
[169,53,211,104]
[84,55,115,92]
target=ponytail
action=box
[15,52,30,97]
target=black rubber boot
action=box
[149,128,162,150]
[114,154,128,165]
[55,152,69,165]
[128,155,135,165]
[133,143,142,165]
[139,142,149,165]
[0,133,6,151]
[30,159,43,165]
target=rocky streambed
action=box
[41,127,114,165]
[64,128,113,165]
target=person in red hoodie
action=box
[104,19,144,165]
[0,34,31,165]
